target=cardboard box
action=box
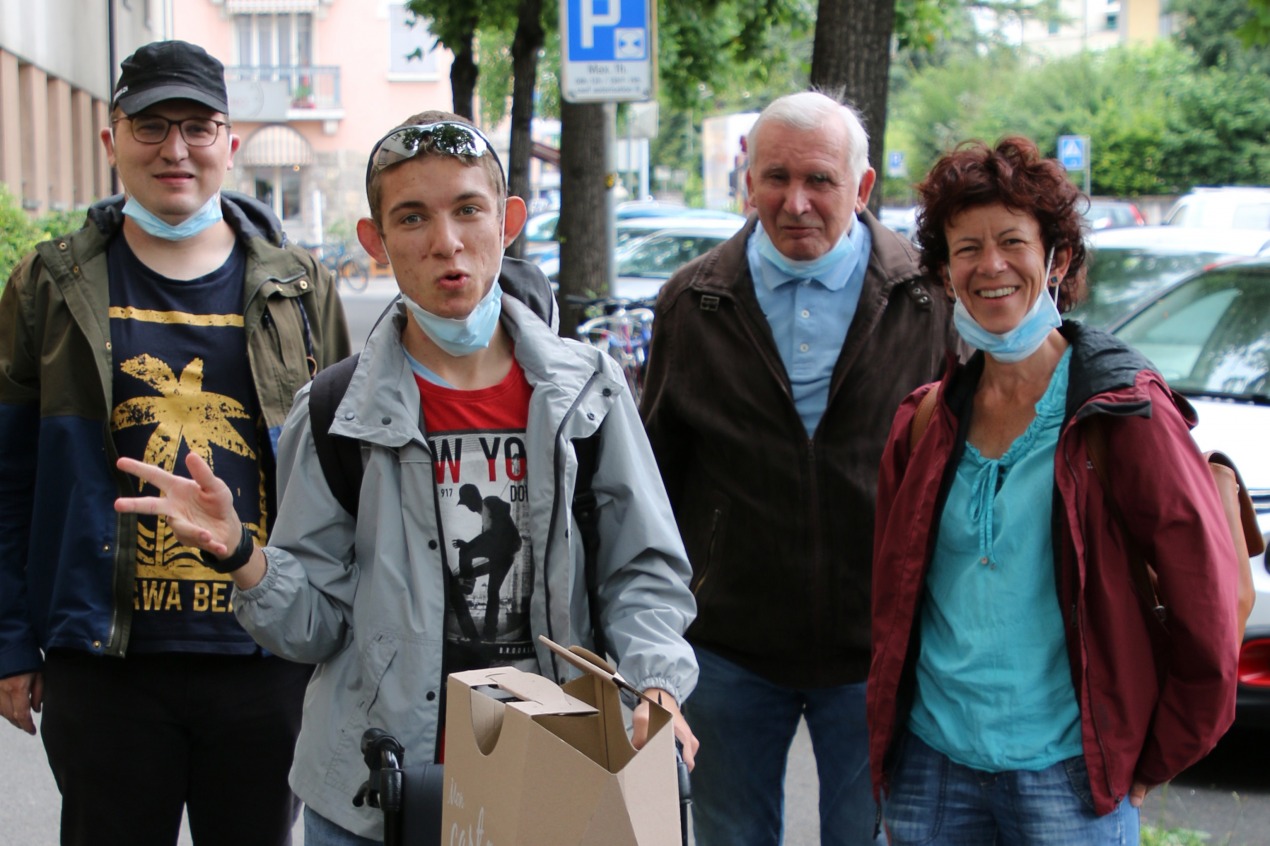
[440,637,681,845]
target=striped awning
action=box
[239,124,314,167]
[225,0,319,13]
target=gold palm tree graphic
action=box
[113,354,256,574]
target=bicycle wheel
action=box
[338,257,369,292]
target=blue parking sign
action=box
[1058,135,1087,171]
[561,0,654,102]
[566,0,648,62]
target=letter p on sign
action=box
[581,0,621,48]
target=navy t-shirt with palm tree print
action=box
[107,234,268,654]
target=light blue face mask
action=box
[952,249,1061,363]
[403,278,503,357]
[755,221,856,281]
[122,193,224,241]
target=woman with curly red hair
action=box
[867,137,1239,844]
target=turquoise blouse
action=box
[908,348,1083,772]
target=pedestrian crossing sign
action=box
[1059,136,1087,171]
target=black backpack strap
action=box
[309,353,363,517]
[571,434,605,659]
[500,255,558,328]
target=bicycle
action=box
[301,242,370,293]
[570,296,656,404]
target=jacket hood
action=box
[1062,319,1200,426]
[86,190,288,247]
[943,319,1197,428]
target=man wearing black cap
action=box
[0,40,350,846]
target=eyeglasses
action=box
[365,121,504,189]
[113,115,230,147]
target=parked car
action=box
[1164,187,1270,229]
[1108,257,1270,727]
[1083,198,1146,231]
[522,203,744,263]
[542,218,746,300]
[521,209,563,260]
[880,206,918,240]
[613,200,744,222]
[613,213,745,249]
[1071,226,1270,328]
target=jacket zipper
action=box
[807,437,823,641]
[691,508,723,596]
[544,372,602,681]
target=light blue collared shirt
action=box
[746,218,872,436]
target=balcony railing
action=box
[227,65,341,112]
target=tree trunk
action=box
[557,101,612,338]
[506,0,544,258]
[810,0,896,215]
[450,32,479,119]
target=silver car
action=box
[1074,226,1270,328]
[540,217,746,301]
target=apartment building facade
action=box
[1008,0,1178,58]
[1,0,458,247]
[176,0,454,245]
[0,0,166,216]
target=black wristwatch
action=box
[199,525,257,574]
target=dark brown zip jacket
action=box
[640,212,959,686]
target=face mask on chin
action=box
[951,248,1061,363]
[754,222,855,280]
[123,194,224,241]
[403,278,504,357]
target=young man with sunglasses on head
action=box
[113,110,700,844]
[0,41,349,846]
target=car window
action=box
[1232,203,1270,229]
[1071,248,1221,328]
[619,235,726,278]
[523,213,558,241]
[1115,268,1270,396]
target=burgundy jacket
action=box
[868,322,1239,815]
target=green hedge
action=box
[0,186,90,290]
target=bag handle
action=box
[908,382,942,453]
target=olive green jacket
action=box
[0,192,350,673]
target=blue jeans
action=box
[882,733,1140,845]
[684,646,878,846]
[303,807,382,846]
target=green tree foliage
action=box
[1167,0,1270,69]
[1241,0,1270,45]
[0,189,90,288]
[1156,61,1270,188]
[0,186,41,286]
[885,40,1270,200]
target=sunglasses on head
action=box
[365,121,504,189]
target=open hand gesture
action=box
[114,453,242,559]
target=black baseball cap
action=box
[112,41,229,116]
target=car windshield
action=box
[1071,248,1229,328]
[617,233,729,279]
[523,213,558,241]
[1113,265,1270,401]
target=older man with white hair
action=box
[641,90,960,846]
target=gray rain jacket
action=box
[233,296,698,838]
